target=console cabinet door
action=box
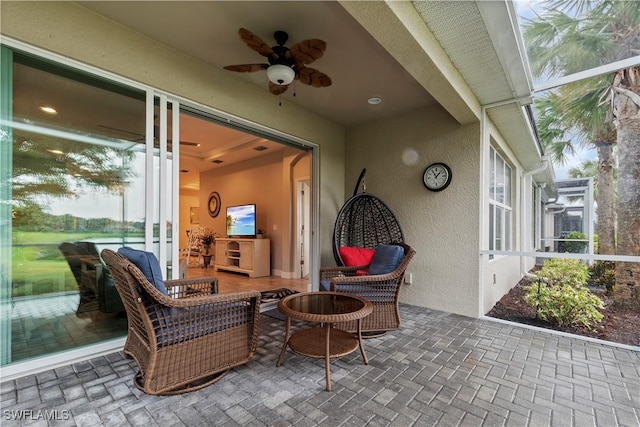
[215,242,226,266]
[239,242,253,269]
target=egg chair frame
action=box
[332,168,405,266]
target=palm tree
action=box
[562,76,617,255]
[524,0,640,308]
[531,78,616,255]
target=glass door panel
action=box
[3,53,148,364]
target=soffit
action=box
[412,1,548,178]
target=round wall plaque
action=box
[207,192,221,217]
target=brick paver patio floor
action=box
[2,304,639,426]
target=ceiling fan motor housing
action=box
[269,46,295,66]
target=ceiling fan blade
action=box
[178,140,200,147]
[296,67,332,88]
[97,124,143,138]
[154,140,201,151]
[99,125,200,147]
[238,28,275,58]
[269,81,289,95]
[290,39,326,64]
[223,64,269,73]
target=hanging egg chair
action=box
[333,168,405,265]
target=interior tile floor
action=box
[2,304,639,427]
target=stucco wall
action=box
[0,0,345,266]
[480,126,531,314]
[346,105,481,317]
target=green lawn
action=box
[10,231,141,297]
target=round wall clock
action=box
[207,191,221,217]
[422,163,452,192]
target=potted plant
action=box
[256,229,266,239]
[199,227,217,254]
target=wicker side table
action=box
[276,291,373,391]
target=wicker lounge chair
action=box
[102,249,261,395]
[320,243,415,335]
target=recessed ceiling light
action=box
[253,146,268,151]
[211,159,224,164]
[367,97,383,105]
[39,106,58,114]
[47,149,64,155]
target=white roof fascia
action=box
[476,0,534,102]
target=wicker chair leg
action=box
[133,369,231,396]
[360,331,387,338]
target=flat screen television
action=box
[226,204,257,238]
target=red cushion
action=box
[339,246,375,267]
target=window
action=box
[489,147,512,256]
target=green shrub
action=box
[588,261,616,295]
[524,282,604,329]
[536,258,588,288]
[563,231,588,253]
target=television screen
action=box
[226,204,257,237]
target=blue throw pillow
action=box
[367,245,404,275]
[320,280,332,292]
[118,247,168,295]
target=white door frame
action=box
[295,178,311,279]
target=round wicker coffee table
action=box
[276,291,373,391]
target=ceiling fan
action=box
[224,28,332,95]
[97,124,201,148]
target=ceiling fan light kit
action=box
[267,64,295,85]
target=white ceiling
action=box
[77,1,436,126]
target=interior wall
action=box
[199,150,285,273]
[179,189,200,249]
[1,1,346,266]
[282,151,311,278]
[346,105,481,317]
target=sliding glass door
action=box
[0,47,179,367]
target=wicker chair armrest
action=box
[330,270,400,287]
[165,277,218,298]
[121,263,218,304]
[154,289,260,309]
